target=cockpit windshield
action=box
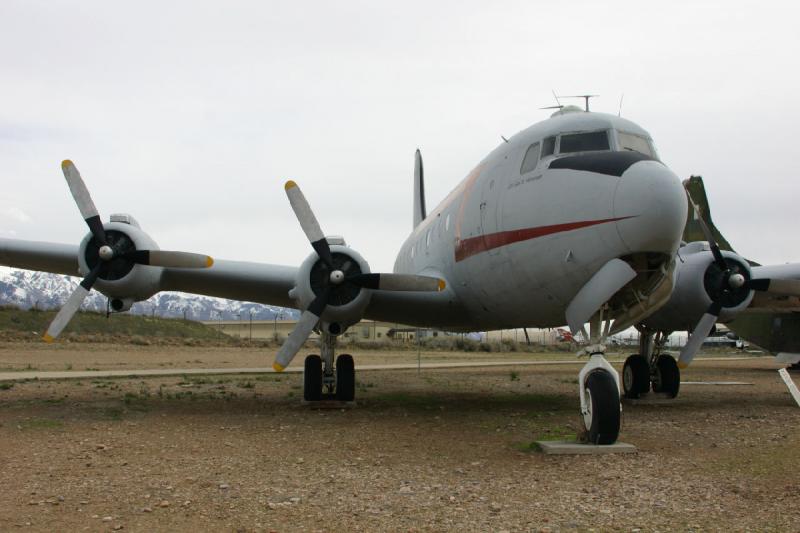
[617,131,655,157]
[559,131,609,153]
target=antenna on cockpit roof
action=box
[559,94,599,112]
[551,89,562,107]
[618,93,624,116]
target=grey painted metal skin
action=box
[0,110,686,334]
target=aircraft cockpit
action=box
[541,129,657,159]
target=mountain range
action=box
[0,267,299,321]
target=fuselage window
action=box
[617,131,654,157]
[445,213,450,232]
[559,131,609,153]
[426,230,431,248]
[411,245,415,259]
[542,136,556,157]
[520,142,541,174]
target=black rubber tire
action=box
[584,370,621,445]
[652,354,680,398]
[303,354,323,402]
[335,353,355,402]
[622,354,650,399]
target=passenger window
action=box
[426,230,431,248]
[559,131,609,153]
[617,131,654,157]
[542,136,556,157]
[520,142,540,174]
[445,213,450,232]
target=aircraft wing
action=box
[1,237,465,325]
[1,237,298,308]
[743,263,800,314]
[0,238,81,277]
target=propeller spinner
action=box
[678,184,800,368]
[273,181,445,371]
[43,161,214,342]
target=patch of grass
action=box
[509,371,520,381]
[17,417,63,430]
[0,382,14,390]
[237,380,255,389]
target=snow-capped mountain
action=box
[0,267,299,321]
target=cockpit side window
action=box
[559,131,609,153]
[541,136,556,157]
[617,131,655,157]
[520,142,540,174]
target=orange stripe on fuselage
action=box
[454,216,635,262]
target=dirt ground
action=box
[1,343,799,532]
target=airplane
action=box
[3,104,800,446]
[678,176,800,370]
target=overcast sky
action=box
[2,1,798,273]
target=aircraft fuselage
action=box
[393,110,688,331]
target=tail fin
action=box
[683,175,736,252]
[413,149,426,228]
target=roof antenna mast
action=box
[560,94,599,112]
[617,93,624,117]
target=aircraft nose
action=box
[613,160,688,254]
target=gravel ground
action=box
[0,343,798,532]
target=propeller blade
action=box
[62,160,107,246]
[348,273,445,292]
[684,184,726,270]
[284,180,333,268]
[748,278,800,297]
[43,264,102,342]
[273,289,329,372]
[677,300,722,369]
[128,250,214,269]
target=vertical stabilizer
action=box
[413,149,427,228]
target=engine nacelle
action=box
[289,242,372,336]
[77,215,162,304]
[643,242,754,331]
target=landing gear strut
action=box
[622,329,680,399]
[577,312,622,444]
[303,332,356,402]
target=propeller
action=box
[273,181,445,371]
[677,184,800,368]
[43,161,214,342]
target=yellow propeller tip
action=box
[272,362,285,372]
[677,361,688,369]
[42,334,54,343]
[438,279,446,291]
[205,256,214,268]
[284,180,297,191]
[61,160,73,168]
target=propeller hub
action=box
[98,245,114,261]
[329,270,345,285]
[728,273,746,289]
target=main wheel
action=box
[582,370,621,445]
[335,353,355,402]
[652,354,680,398]
[303,354,323,401]
[622,354,650,399]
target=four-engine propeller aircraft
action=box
[676,176,800,369]
[3,105,800,445]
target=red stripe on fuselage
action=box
[454,216,635,262]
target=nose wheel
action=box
[578,346,622,445]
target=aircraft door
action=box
[479,160,508,256]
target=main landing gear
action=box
[622,330,680,399]
[303,332,355,402]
